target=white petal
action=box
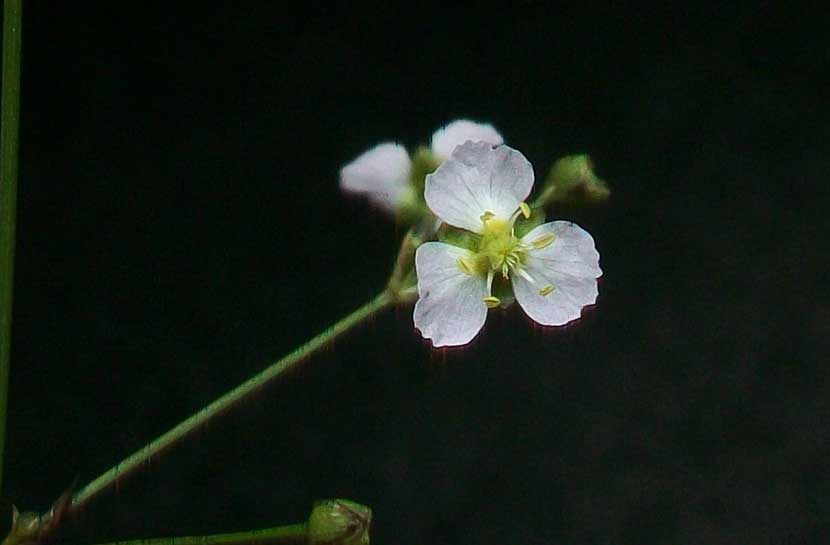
[513,221,602,326]
[430,119,504,159]
[413,242,489,347]
[339,142,412,212]
[424,141,534,232]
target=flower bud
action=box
[537,154,609,206]
[2,508,41,545]
[395,147,442,225]
[308,499,371,545]
[2,493,70,545]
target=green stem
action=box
[91,523,307,545]
[70,291,393,511]
[386,229,415,294]
[0,0,23,494]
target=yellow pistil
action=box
[539,285,555,296]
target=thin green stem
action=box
[0,0,23,493]
[70,291,392,512]
[386,229,415,294]
[91,523,307,545]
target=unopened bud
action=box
[2,493,70,545]
[308,499,371,545]
[2,508,42,545]
[395,147,441,225]
[537,154,610,206]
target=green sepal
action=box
[409,146,442,195]
[308,499,372,545]
[394,187,428,226]
[513,206,545,239]
[491,275,516,308]
[392,147,442,226]
[536,154,610,207]
[437,224,481,251]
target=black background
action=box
[4,3,829,544]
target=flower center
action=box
[455,203,559,308]
[478,218,527,280]
[455,204,540,307]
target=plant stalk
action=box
[70,291,392,511]
[91,523,307,545]
[0,0,24,494]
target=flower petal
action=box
[413,242,489,347]
[424,141,534,232]
[430,119,504,159]
[513,221,602,326]
[339,142,412,212]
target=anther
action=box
[480,210,495,223]
[532,233,556,250]
[519,202,531,219]
[483,296,501,308]
[539,285,555,296]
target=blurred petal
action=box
[413,242,489,347]
[339,143,412,212]
[425,141,534,232]
[513,221,601,326]
[430,119,503,159]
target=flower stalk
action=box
[85,523,308,545]
[79,498,370,545]
[69,292,392,513]
[0,0,24,495]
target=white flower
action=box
[339,120,503,213]
[413,141,602,347]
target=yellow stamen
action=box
[519,202,531,219]
[483,296,501,308]
[532,233,556,250]
[480,210,496,223]
[539,285,555,296]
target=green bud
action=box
[1,492,71,545]
[308,499,372,545]
[409,146,442,195]
[537,155,610,207]
[2,508,40,545]
[394,187,427,226]
[394,147,442,226]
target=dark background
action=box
[4,3,829,544]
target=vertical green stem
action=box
[0,0,23,493]
[70,291,392,512]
